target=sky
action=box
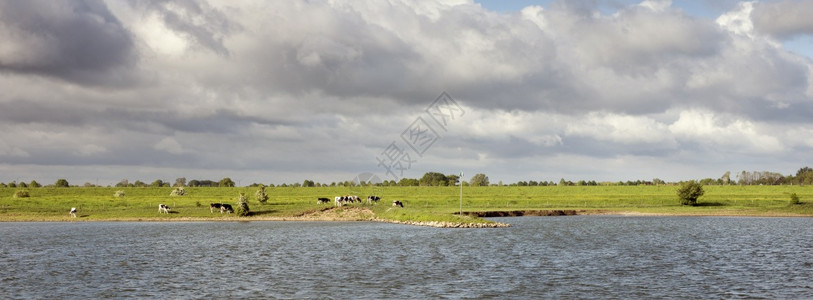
[1,0,813,186]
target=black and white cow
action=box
[70,207,77,218]
[317,197,330,204]
[335,196,352,206]
[210,203,223,213]
[367,196,381,204]
[220,204,234,214]
[158,204,171,214]
[392,200,404,207]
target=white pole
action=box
[459,171,463,216]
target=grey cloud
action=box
[752,0,813,39]
[0,0,135,85]
[3,0,813,185]
[128,0,238,56]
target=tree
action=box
[677,180,704,206]
[55,179,70,188]
[446,174,460,186]
[236,193,250,216]
[720,171,731,185]
[420,172,448,186]
[219,177,235,187]
[29,180,41,188]
[398,178,419,186]
[255,185,268,204]
[470,173,489,187]
[150,179,165,187]
[174,177,186,187]
[302,180,315,187]
[796,167,813,177]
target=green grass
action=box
[1,185,812,222]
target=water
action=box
[1,217,811,299]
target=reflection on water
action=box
[1,217,811,298]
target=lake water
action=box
[1,216,811,299]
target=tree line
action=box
[4,167,813,188]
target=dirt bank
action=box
[460,210,585,217]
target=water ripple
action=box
[0,217,811,299]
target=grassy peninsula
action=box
[1,186,812,225]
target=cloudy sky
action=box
[1,0,813,186]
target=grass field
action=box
[1,185,812,223]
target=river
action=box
[1,216,811,299]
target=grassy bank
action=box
[1,185,812,223]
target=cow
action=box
[367,196,381,204]
[392,200,404,207]
[335,196,345,206]
[317,197,330,204]
[220,204,234,214]
[347,195,360,203]
[158,204,171,214]
[70,207,77,218]
[210,203,223,213]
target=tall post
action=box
[459,171,463,216]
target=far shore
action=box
[3,208,810,227]
[3,185,812,226]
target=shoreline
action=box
[2,208,810,225]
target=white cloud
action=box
[668,109,784,154]
[716,1,755,37]
[565,112,675,146]
[751,0,813,39]
[0,0,812,184]
[638,0,672,12]
[154,137,185,155]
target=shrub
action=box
[677,180,704,206]
[55,179,69,188]
[255,185,268,204]
[114,190,125,197]
[13,190,30,198]
[789,193,801,205]
[170,187,186,196]
[236,193,250,216]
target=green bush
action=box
[789,193,801,205]
[13,190,30,198]
[55,179,69,188]
[170,187,186,196]
[677,180,704,206]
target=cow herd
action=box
[209,203,234,214]
[69,195,404,218]
[318,195,404,207]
